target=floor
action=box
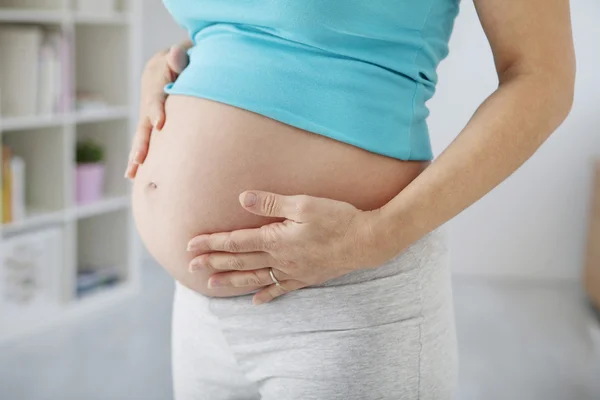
[1,261,599,400]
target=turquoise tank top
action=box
[163,0,460,160]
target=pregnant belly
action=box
[132,96,427,297]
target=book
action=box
[0,25,43,117]
[37,40,56,115]
[37,30,66,115]
[1,146,27,224]
[10,155,26,222]
[37,35,59,115]
[59,30,73,113]
[2,146,12,224]
[76,265,120,298]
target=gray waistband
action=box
[315,228,447,288]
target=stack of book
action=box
[76,265,121,298]
[1,145,26,224]
[0,25,71,118]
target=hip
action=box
[176,229,454,331]
[172,228,458,398]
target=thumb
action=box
[166,45,189,75]
[239,191,315,222]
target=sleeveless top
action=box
[163,0,460,160]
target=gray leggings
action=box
[171,230,458,400]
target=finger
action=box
[130,118,152,163]
[148,95,167,131]
[124,161,138,180]
[166,45,190,74]
[124,132,150,179]
[239,191,318,222]
[208,268,289,289]
[252,280,305,305]
[189,252,277,272]
[187,227,269,254]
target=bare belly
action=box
[132,96,427,297]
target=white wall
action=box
[142,0,185,62]
[141,1,600,280]
[429,0,600,280]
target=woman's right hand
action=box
[125,42,191,179]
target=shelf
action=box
[0,196,130,235]
[1,113,68,131]
[0,107,130,131]
[74,106,130,124]
[1,209,66,236]
[73,196,130,220]
[0,9,65,24]
[0,0,140,345]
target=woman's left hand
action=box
[187,191,397,305]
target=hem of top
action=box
[408,0,438,161]
[164,88,433,162]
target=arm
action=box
[181,0,575,304]
[375,0,576,250]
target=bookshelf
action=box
[0,0,142,343]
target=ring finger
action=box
[253,280,306,305]
[190,252,278,272]
[208,268,288,289]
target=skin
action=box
[125,40,192,179]
[131,95,426,298]
[129,0,575,305]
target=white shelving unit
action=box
[0,0,142,343]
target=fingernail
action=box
[208,279,222,288]
[253,298,265,306]
[186,242,194,252]
[189,259,202,272]
[243,192,257,207]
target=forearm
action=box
[376,71,574,253]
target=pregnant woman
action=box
[127,0,575,399]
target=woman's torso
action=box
[132,96,427,297]
[133,0,461,297]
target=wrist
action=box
[358,208,407,267]
[376,200,425,255]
